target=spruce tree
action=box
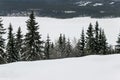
[6,24,18,63]
[75,29,85,57]
[0,18,6,64]
[50,42,57,59]
[65,39,72,57]
[99,29,108,55]
[44,34,50,59]
[94,21,100,54]
[62,34,67,58]
[116,33,120,53]
[58,34,63,49]
[80,29,85,56]
[86,23,95,55]
[101,30,108,55]
[15,27,23,61]
[23,11,44,61]
[56,34,63,58]
[75,39,81,57]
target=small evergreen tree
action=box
[74,29,85,57]
[101,30,108,55]
[116,32,120,53]
[55,34,63,58]
[86,23,95,55]
[94,21,100,54]
[99,29,108,55]
[65,39,73,57]
[6,24,18,63]
[23,11,44,61]
[62,34,67,58]
[15,27,23,61]
[80,29,85,56]
[50,42,58,59]
[74,39,81,57]
[44,34,50,59]
[0,18,6,64]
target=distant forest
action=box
[1,0,120,18]
[0,11,120,64]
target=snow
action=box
[0,54,120,80]
[109,2,115,5]
[1,17,120,45]
[76,1,91,6]
[64,11,76,14]
[93,3,103,6]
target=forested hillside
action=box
[0,0,120,18]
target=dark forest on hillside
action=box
[1,0,120,18]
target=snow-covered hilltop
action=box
[0,54,120,80]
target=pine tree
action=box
[99,29,108,55]
[62,34,67,58]
[74,29,85,57]
[101,30,108,55]
[116,32,120,53]
[94,21,100,54]
[0,18,6,64]
[51,42,54,49]
[86,23,95,55]
[75,39,81,57]
[56,34,63,58]
[58,34,63,49]
[50,42,57,59]
[80,29,85,56]
[98,28,102,54]
[6,24,18,63]
[65,39,72,57]
[23,11,44,61]
[15,27,23,61]
[44,34,50,59]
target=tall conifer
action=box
[23,11,44,61]
[0,18,6,64]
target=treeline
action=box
[0,11,118,64]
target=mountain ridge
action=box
[0,0,120,18]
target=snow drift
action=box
[0,54,120,80]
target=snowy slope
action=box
[0,55,120,80]
[2,17,120,45]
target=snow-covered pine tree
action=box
[49,42,58,59]
[15,27,23,61]
[115,32,120,53]
[6,24,18,63]
[23,11,44,61]
[99,29,108,55]
[55,34,63,58]
[94,21,100,54]
[62,34,67,58]
[65,38,73,57]
[0,18,7,64]
[86,23,95,55]
[101,30,108,55]
[51,42,54,49]
[74,29,85,57]
[44,34,50,59]
[74,39,81,57]
[58,34,63,50]
[80,29,85,56]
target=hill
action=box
[0,54,120,80]
[0,0,120,18]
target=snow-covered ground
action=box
[0,54,120,80]
[1,17,120,45]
